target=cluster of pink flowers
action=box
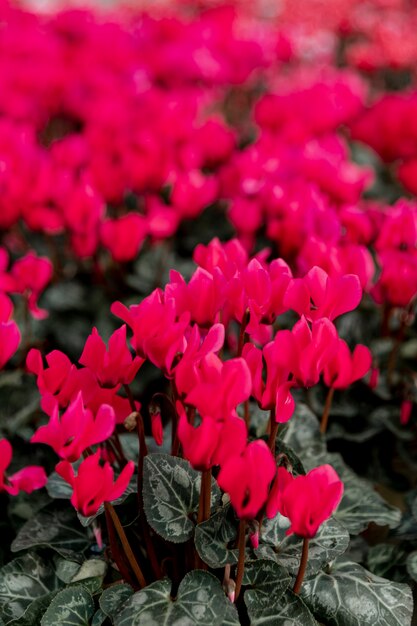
[0,0,416,553]
[20,237,370,535]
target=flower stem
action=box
[320,386,335,435]
[197,469,211,525]
[124,384,162,580]
[293,537,309,594]
[234,519,247,601]
[104,502,147,589]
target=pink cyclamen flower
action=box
[174,323,224,398]
[31,392,116,462]
[0,321,20,369]
[289,316,339,388]
[100,213,148,263]
[79,325,144,388]
[111,289,189,374]
[285,266,362,322]
[217,440,276,519]
[266,465,344,538]
[0,439,47,496]
[56,451,134,517]
[9,252,53,319]
[400,400,413,426]
[177,404,247,471]
[0,320,20,369]
[323,339,372,389]
[185,352,251,420]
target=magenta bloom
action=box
[0,320,20,369]
[285,266,362,322]
[174,324,224,398]
[79,326,144,388]
[177,404,247,471]
[100,213,148,263]
[185,353,251,420]
[165,268,226,328]
[56,451,135,517]
[2,252,53,319]
[31,392,115,462]
[289,316,338,387]
[217,440,276,519]
[0,439,47,496]
[111,290,189,374]
[323,339,372,389]
[266,465,344,538]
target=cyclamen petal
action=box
[0,438,47,496]
[267,465,343,538]
[0,321,20,369]
[217,440,276,519]
[56,452,135,517]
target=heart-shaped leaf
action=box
[143,453,220,543]
[40,586,94,626]
[406,551,417,581]
[257,516,349,576]
[247,589,318,625]
[11,502,90,559]
[195,506,250,568]
[114,571,228,626]
[99,583,133,619]
[0,553,62,625]
[243,559,291,615]
[301,558,413,626]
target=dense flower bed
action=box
[0,1,417,624]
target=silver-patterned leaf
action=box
[243,559,291,615]
[0,553,61,625]
[99,583,133,618]
[11,503,90,559]
[301,558,413,626]
[367,544,407,579]
[247,590,318,625]
[195,506,250,568]
[406,551,417,582]
[91,608,107,626]
[40,586,94,626]
[257,517,349,576]
[282,403,325,457]
[114,571,228,626]
[300,451,401,535]
[222,601,240,625]
[143,453,220,543]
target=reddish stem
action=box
[293,537,309,594]
[234,519,247,601]
[104,502,147,589]
[320,386,335,435]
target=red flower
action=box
[217,440,276,519]
[0,439,47,496]
[100,213,148,263]
[111,290,189,374]
[31,392,116,462]
[56,451,134,517]
[285,266,362,322]
[0,320,20,369]
[323,339,372,389]
[79,326,144,389]
[266,465,343,538]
